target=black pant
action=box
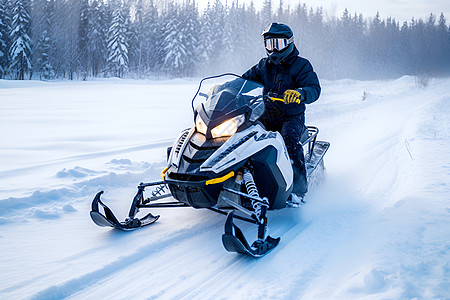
[259,109,308,195]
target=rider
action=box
[241,22,321,205]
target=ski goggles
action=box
[264,36,294,52]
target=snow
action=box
[0,76,449,299]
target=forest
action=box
[1,0,449,80]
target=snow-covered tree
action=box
[128,0,144,76]
[180,0,199,75]
[241,1,263,64]
[0,0,10,77]
[51,0,80,79]
[128,0,160,76]
[36,0,55,80]
[0,0,14,77]
[78,0,89,78]
[204,0,226,73]
[160,2,186,77]
[30,0,56,80]
[9,0,32,80]
[106,1,129,78]
[87,0,108,77]
[0,0,449,80]
[261,0,272,25]
[219,1,243,71]
[290,3,308,48]
[143,0,162,75]
[197,2,214,75]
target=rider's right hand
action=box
[283,89,302,104]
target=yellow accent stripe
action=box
[271,97,284,102]
[205,171,235,185]
[271,96,301,104]
[160,166,169,180]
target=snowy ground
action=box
[0,76,448,299]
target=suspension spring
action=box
[152,184,167,197]
[243,170,264,220]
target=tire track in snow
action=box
[176,216,311,299]
[29,212,224,300]
[68,209,257,299]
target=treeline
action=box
[0,0,449,80]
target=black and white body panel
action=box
[201,123,293,208]
[167,127,195,169]
[165,123,293,209]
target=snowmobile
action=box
[90,74,329,257]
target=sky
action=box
[196,0,450,24]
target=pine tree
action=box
[143,0,161,75]
[197,2,214,75]
[276,0,290,23]
[291,3,308,47]
[30,0,44,74]
[33,0,55,80]
[88,0,108,77]
[220,0,245,72]
[78,0,89,79]
[51,0,80,80]
[205,0,226,73]
[128,0,144,76]
[181,0,199,76]
[38,0,55,80]
[161,2,186,77]
[261,0,272,25]
[438,14,450,73]
[430,13,450,74]
[366,11,387,76]
[241,1,263,64]
[9,0,32,80]
[0,0,10,77]
[31,0,55,80]
[2,0,450,80]
[107,1,129,78]
[128,0,159,76]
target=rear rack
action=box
[304,126,319,160]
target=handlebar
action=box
[265,93,302,104]
[270,97,284,102]
[264,93,284,103]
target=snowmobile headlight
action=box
[195,115,208,135]
[211,114,245,138]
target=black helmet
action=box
[261,23,295,64]
[262,22,294,39]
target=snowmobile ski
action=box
[90,191,160,230]
[222,211,280,258]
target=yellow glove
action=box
[283,89,302,104]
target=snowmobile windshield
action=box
[192,74,265,123]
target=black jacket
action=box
[242,46,321,116]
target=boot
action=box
[284,136,308,197]
[286,193,306,207]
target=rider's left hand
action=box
[283,89,302,104]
